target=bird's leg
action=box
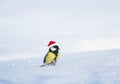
[50,60,56,65]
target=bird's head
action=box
[47,41,60,51]
[50,45,60,51]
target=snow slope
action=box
[0,49,120,84]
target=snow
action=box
[0,49,120,84]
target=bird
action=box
[40,41,60,67]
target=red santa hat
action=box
[47,41,56,47]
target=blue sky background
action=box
[0,0,120,53]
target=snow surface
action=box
[0,49,120,84]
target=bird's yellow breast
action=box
[45,52,60,64]
[46,52,55,64]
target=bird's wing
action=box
[54,51,60,61]
[43,52,49,63]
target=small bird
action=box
[40,41,60,67]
